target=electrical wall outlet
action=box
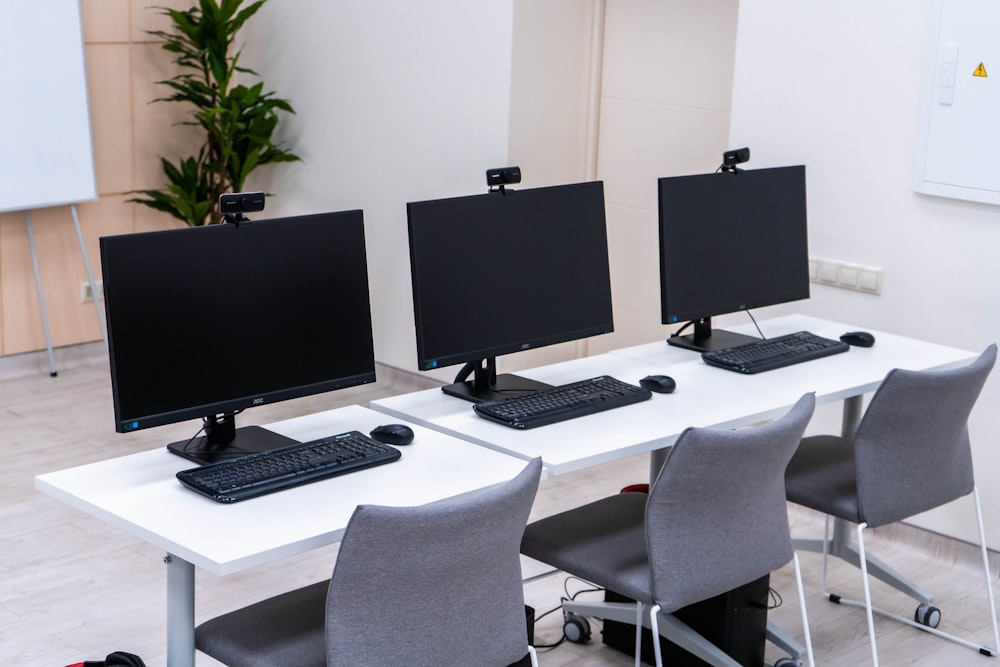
[80,280,104,303]
[809,258,882,295]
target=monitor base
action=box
[668,328,760,353]
[167,425,299,466]
[442,373,551,403]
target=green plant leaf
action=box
[133,0,300,226]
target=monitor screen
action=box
[407,181,613,402]
[658,165,810,352]
[100,210,376,464]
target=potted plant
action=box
[129,0,300,226]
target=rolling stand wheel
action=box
[563,611,591,643]
[914,603,941,628]
[772,658,803,667]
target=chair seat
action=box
[785,435,860,524]
[521,491,652,603]
[195,580,328,667]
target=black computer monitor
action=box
[407,181,613,402]
[100,210,376,464]
[658,165,810,352]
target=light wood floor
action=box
[2,344,998,666]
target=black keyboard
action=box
[701,330,849,374]
[176,431,401,503]
[473,375,652,429]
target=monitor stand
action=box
[167,413,299,465]
[442,357,551,403]
[667,317,760,353]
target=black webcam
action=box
[220,192,265,225]
[486,166,521,188]
[220,192,265,215]
[721,147,750,171]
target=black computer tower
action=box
[601,574,770,666]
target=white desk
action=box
[35,404,532,667]
[371,315,978,479]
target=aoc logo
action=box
[252,397,265,406]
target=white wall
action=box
[592,0,740,354]
[238,1,515,374]
[508,1,600,189]
[237,0,743,382]
[732,0,1000,547]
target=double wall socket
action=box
[80,280,104,303]
[809,257,882,295]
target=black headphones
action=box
[69,651,146,667]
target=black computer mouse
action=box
[370,424,415,446]
[639,374,676,394]
[840,331,876,348]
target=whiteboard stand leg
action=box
[70,204,107,345]
[24,211,58,377]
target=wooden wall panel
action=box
[1,208,56,354]
[81,0,130,43]
[131,42,203,192]
[87,44,133,195]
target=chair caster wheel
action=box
[563,612,591,643]
[773,658,803,667]
[915,603,941,628]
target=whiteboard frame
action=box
[0,1,98,213]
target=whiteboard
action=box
[914,0,1000,206]
[0,1,97,213]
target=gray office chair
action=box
[785,344,999,666]
[521,393,816,667]
[195,457,543,667]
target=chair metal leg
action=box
[791,552,815,667]
[649,605,742,667]
[794,516,935,604]
[651,603,664,667]
[561,599,641,626]
[527,645,539,667]
[765,621,805,661]
[972,487,1000,655]
[559,598,642,667]
[856,523,881,667]
[565,596,751,667]
[634,601,644,667]
[832,506,1000,664]
[763,553,814,667]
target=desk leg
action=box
[649,447,669,484]
[822,395,864,557]
[165,553,195,667]
[841,394,863,438]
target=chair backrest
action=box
[646,393,815,613]
[324,457,542,667]
[853,344,996,528]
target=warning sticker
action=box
[974,62,988,77]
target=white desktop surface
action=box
[371,315,978,476]
[613,314,978,420]
[35,404,532,577]
[372,353,677,475]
